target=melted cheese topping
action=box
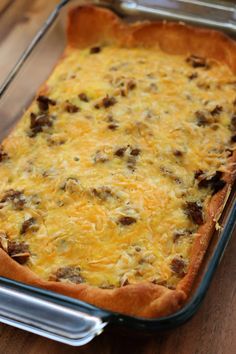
[0,45,235,288]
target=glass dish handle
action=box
[0,281,107,346]
[114,0,236,33]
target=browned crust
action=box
[177,158,236,295]
[0,250,186,318]
[67,6,236,73]
[0,5,235,318]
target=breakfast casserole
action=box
[0,5,235,318]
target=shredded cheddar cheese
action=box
[0,45,235,289]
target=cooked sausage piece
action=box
[90,46,101,54]
[20,217,37,234]
[186,55,208,68]
[7,240,30,264]
[114,147,127,157]
[102,95,117,108]
[78,93,89,102]
[210,105,222,116]
[30,112,53,136]
[65,102,80,113]
[198,171,226,195]
[0,190,26,210]
[130,148,140,156]
[195,111,209,126]
[118,216,137,225]
[170,256,186,277]
[184,202,203,225]
[51,266,84,284]
[37,95,56,111]
[0,146,8,162]
[230,115,236,131]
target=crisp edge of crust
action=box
[0,5,235,319]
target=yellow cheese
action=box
[0,45,235,288]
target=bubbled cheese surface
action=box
[0,45,235,288]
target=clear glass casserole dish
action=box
[0,0,235,346]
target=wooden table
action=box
[0,1,235,353]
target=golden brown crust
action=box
[0,249,186,318]
[68,6,236,73]
[130,22,236,73]
[0,5,235,318]
[178,157,236,295]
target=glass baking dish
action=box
[0,0,235,346]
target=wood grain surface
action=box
[0,1,235,353]
[0,0,59,85]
